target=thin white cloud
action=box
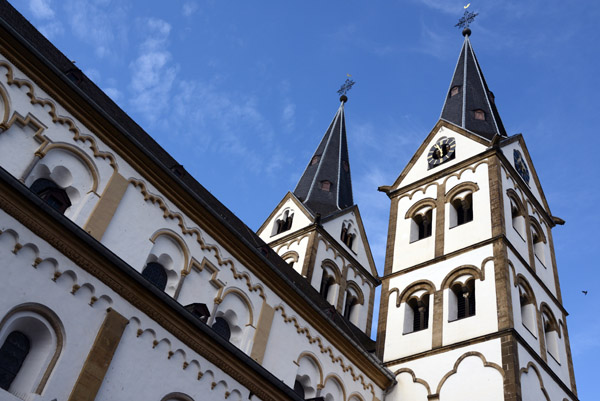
[182,1,199,17]
[104,87,123,102]
[281,101,296,133]
[129,18,178,123]
[65,0,129,59]
[39,21,64,39]
[28,0,55,20]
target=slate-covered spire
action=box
[440,29,506,139]
[293,96,354,217]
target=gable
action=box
[321,206,378,278]
[257,192,313,242]
[392,121,490,190]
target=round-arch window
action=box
[294,379,306,399]
[0,331,30,390]
[30,178,71,214]
[142,262,168,291]
[212,317,231,341]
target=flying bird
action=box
[464,3,471,8]
[582,291,588,295]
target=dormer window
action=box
[450,86,460,97]
[320,180,331,192]
[310,155,320,165]
[473,109,486,120]
[30,178,72,214]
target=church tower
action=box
[376,27,578,401]
[257,95,379,336]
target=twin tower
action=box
[258,31,578,401]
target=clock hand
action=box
[435,144,443,157]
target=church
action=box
[0,1,578,400]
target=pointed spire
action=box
[293,96,354,217]
[440,30,506,139]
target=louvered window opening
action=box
[453,281,476,320]
[212,317,231,341]
[0,331,30,390]
[452,194,473,226]
[414,210,432,240]
[142,262,168,291]
[408,298,429,332]
[30,178,71,214]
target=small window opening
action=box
[275,210,294,235]
[212,317,231,341]
[142,262,168,291]
[343,291,358,321]
[451,280,475,320]
[30,178,71,214]
[411,209,432,242]
[342,160,349,172]
[543,314,560,362]
[450,86,460,97]
[319,274,335,303]
[519,290,536,335]
[407,297,429,333]
[320,180,331,192]
[531,226,546,266]
[473,109,486,120]
[0,331,30,391]
[340,223,355,249]
[451,193,473,227]
[310,155,320,166]
[294,379,306,399]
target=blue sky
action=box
[13,0,600,398]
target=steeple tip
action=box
[462,27,471,37]
[340,95,348,103]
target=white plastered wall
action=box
[384,244,497,361]
[386,339,504,401]
[518,344,574,401]
[501,141,546,209]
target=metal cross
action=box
[337,78,356,96]
[455,8,478,29]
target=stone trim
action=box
[81,172,129,240]
[250,301,275,364]
[501,334,522,401]
[0,174,393,392]
[68,308,129,401]
[434,184,445,258]
[302,229,318,282]
[493,240,513,330]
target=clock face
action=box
[427,137,456,168]
[513,149,530,184]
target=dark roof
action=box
[440,33,506,140]
[0,0,382,364]
[293,100,354,217]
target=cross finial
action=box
[455,4,478,36]
[337,77,356,102]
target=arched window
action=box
[519,283,537,335]
[275,210,294,235]
[142,262,168,291]
[0,331,30,390]
[405,296,429,333]
[320,180,331,192]
[507,190,526,239]
[530,222,546,266]
[340,222,356,250]
[542,311,560,362]
[450,193,473,227]
[310,155,320,166]
[294,379,306,399]
[29,178,71,214]
[411,209,432,242]
[450,279,475,320]
[319,274,335,304]
[473,109,485,120]
[450,86,460,97]
[343,291,358,321]
[212,317,231,341]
